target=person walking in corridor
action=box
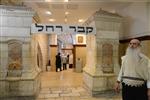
[62,54,67,70]
[69,53,73,68]
[114,39,150,100]
[55,52,62,72]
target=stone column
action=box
[83,9,123,96]
[36,34,49,72]
[0,5,40,98]
[49,34,57,71]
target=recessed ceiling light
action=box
[45,0,51,2]
[65,12,69,15]
[46,11,52,15]
[78,19,84,23]
[64,0,68,2]
[49,19,56,22]
[45,0,69,2]
[64,18,67,22]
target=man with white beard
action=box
[114,39,150,100]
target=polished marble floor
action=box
[36,68,122,100]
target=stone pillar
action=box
[49,34,57,71]
[83,9,123,96]
[0,5,40,98]
[36,34,49,72]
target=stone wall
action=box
[117,2,150,39]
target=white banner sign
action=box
[31,23,96,34]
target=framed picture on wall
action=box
[78,36,83,43]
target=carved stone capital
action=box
[0,5,35,17]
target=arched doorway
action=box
[31,23,95,72]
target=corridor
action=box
[37,69,121,100]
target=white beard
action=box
[125,47,141,68]
[122,47,146,86]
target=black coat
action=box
[55,55,61,68]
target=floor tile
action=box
[36,69,121,100]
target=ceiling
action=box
[23,0,135,25]
[1,0,149,45]
[22,0,149,44]
[1,0,148,25]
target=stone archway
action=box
[31,24,96,72]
